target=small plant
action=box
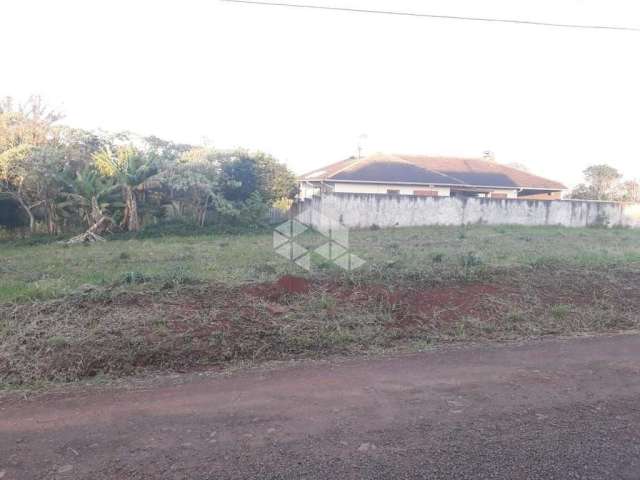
[122,271,147,284]
[316,294,337,310]
[551,304,572,321]
[161,265,196,287]
[118,252,131,260]
[431,252,445,263]
[47,336,69,349]
[460,251,483,268]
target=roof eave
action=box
[298,178,566,191]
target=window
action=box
[387,189,400,195]
[414,190,438,197]
[491,192,508,199]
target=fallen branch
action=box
[62,216,112,244]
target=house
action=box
[299,154,566,200]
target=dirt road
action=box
[2,334,640,479]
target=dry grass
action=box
[1,263,639,385]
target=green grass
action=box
[2,225,640,303]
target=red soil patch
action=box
[247,276,312,301]
[277,275,312,294]
[247,277,505,326]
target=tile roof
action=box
[300,154,566,190]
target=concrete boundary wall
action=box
[295,193,640,229]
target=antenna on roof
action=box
[483,150,496,162]
[357,134,368,161]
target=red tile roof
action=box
[300,154,566,190]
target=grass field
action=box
[2,224,640,386]
[2,225,640,303]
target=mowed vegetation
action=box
[2,224,640,386]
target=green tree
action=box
[58,167,117,228]
[621,180,640,203]
[93,145,158,231]
[218,150,297,204]
[571,164,622,201]
[160,147,233,226]
[0,96,65,233]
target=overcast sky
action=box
[3,0,640,186]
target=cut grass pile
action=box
[1,264,639,385]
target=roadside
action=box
[2,333,640,479]
[2,264,640,386]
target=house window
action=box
[414,190,438,197]
[387,189,400,195]
[491,192,508,199]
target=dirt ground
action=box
[2,268,639,384]
[2,333,640,479]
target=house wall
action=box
[295,193,640,229]
[299,181,540,200]
[332,182,451,197]
[490,189,518,199]
[517,191,563,201]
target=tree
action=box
[93,145,158,231]
[58,167,117,229]
[220,153,258,202]
[0,96,65,233]
[160,147,231,226]
[621,180,640,203]
[218,150,297,204]
[570,164,622,201]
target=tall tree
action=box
[621,180,640,203]
[160,147,230,226]
[571,164,622,201]
[93,145,158,231]
[0,96,65,233]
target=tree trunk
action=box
[122,186,140,232]
[90,196,102,227]
[14,194,35,234]
[46,201,58,236]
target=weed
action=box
[47,336,70,349]
[122,271,147,284]
[551,304,572,321]
[431,252,445,263]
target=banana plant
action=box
[93,146,158,231]
[57,167,119,228]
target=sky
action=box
[2,0,640,187]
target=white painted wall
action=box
[299,181,522,199]
[295,193,640,229]
[332,182,451,197]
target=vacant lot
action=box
[1,225,640,385]
[3,225,640,302]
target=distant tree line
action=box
[569,165,639,202]
[0,96,298,236]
